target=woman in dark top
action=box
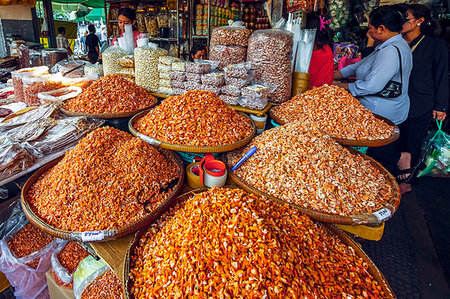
[86,24,101,64]
[396,4,448,190]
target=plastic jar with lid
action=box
[157,7,170,28]
[145,8,158,37]
[136,5,147,33]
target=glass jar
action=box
[146,8,158,37]
[157,7,170,28]
[136,5,147,33]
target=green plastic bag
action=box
[73,256,108,299]
[417,120,450,177]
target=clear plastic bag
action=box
[201,72,225,87]
[219,94,239,105]
[73,256,109,299]
[238,96,268,110]
[221,85,241,97]
[209,45,247,70]
[186,73,202,83]
[51,240,72,286]
[159,55,180,65]
[11,66,49,103]
[159,71,171,80]
[170,71,186,81]
[186,62,211,74]
[210,22,251,47]
[38,86,82,104]
[102,45,128,75]
[22,75,63,106]
[117,55,135,68]
[223,62,251,78]
[134,44,168,91]
[417,120,450,177]
[84,64,103,78]
[159,86,173,95]
[172,61,188,72]
[116,67,135,78]
[224,74,251,88]
[51,59,85,77]
[158,63,172,72]
[172,87,185,95]
[61,75,97,90]
[201,85,221,94]
[159,78,171,88]
[171,80,186,89]
[0,213,59,299]
[247,29,293,103]
[184,81,201,91]
[241,83,272,98]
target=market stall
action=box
[4,0,449,295]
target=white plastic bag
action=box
[0,212,59,299]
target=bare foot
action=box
[397,152,412,180]
[399,182,412,194]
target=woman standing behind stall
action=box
[86,25,100,64]
[112,7,141,47]
[333,5,412,175]
[395,4,448,187]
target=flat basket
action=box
[20,149,185,242]
[225,147,401,226]
[123,187,396,299]
[269,109,400,147]
[128,110,256,153]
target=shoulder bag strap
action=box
[392,45,402,85]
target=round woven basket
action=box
[128,110,256,153]
[20,150,185,242]
[59,96,158,119]
[123,187,396,299]
[225,147,401,225]
[269,109,400,147]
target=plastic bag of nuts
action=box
[158,64,171,72]
[238,96,268,110]
[170,71,186,81]
[158,86,173,95]
[172,87,185,95]
[201,85,221,95]
[102,45,128,75]
[159,78,171,88]
[224,74,252,88]
[221,85,241,97]
[219,94,239,105]
[209,45,246,70]
[172,61,188,72]
[186,60,220,74]
[186,73,202,83]
[134,44,168,91]
[11,66,49,102]
[116,67,135,78]
[84,64,103,77]
[117,55,134,68]
[159,56,180,65]
[159,72,171,80]
[171,80,185,89]
[184,81,201,91]
[201,72,225,87]
[223,62,251,78]
[210,22,251,47]
[241,83,273,98]
[247,29,293,103]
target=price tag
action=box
[373,208,391,222]
[81,231,105,242]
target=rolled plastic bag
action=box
[0,209,59,299]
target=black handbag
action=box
[375,46,402,98]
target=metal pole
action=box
[31,7,40,43]
[42,0,56,48]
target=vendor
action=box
[189,44,207,62]
[333,5,413,175]
[112,7,141,47]
[86,24,101,64]
[306,14,334,88]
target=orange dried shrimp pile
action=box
[134,90,253,146]
[27,127,180,231]
[82,270,124,299]
[130,188,388,298]
[271,84,394,140]
[227,122,393,216]
[52,242,90,288]
[63,74,155,114]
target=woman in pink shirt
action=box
[112,7,141,47]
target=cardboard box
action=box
[46,270,75,299]
[0,271,10,293]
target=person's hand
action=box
[335,82,349,91]
[366,32,375,47]
[433,110,447,121]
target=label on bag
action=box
[81,231,105,242]
[373,208,391,222]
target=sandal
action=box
[396,162,426,184]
